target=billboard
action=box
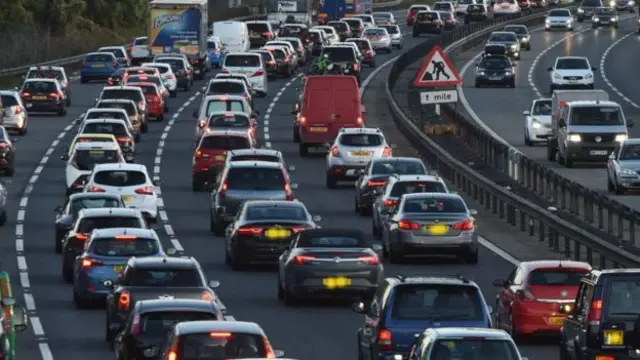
[149,6,201,55]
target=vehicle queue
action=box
[0,3,638,360]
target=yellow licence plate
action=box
[351,151,372,156]
[264,228,291,239]
[32,96,47,100]
[604,329,624,345]
[323,276,352,289]
[92,64,105,68]
[548,316,564,325]
[215,155,225,160]
[122,195,133,204]
[114,265,124,272]
[310,127,327,132]
[427,224,449,235]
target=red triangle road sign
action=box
[412,44,462,88]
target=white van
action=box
[211,21,250,52]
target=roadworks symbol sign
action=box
[413,44,462,88]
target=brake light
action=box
[209,332,232,338]
[263,336,276,359]
[195,150,203,159]
[293,255,316,265]
[201,291,214,301]
[0,143,8,149]
[118,291,130,310]
[353,64,360,71]
[252,69,265,77]
[86,185,105,193]
[20,92,30,97]
[299,116,306,125]
[219,182,228,201]
[237,227,263,235]
[356,116,363,125]
[168,351,177,360]
[453,219,474,231]
[60,80,68,88]
[358,255,378,265]
[378,329,392,350]
[291,226,310,234]
[135,185,155,195]
[81,257,103,268]
[221,68,229,73]
[588,299,602,324]
[367,180,385,187]
[115,235,137,240]
[75,233,88,241]
[107,78,115,85]
[130,45,135,53]
[49,92,61,99]
[138,101,145,110]
[131,313,141,335]
[330,146,340,157]
[398,220,420,230]
[267,60,276,67]
[14,106,23,115]
[382,146,391,157]
[516,288,536,302]
[384,199,397,207]
[285,183,294,200]
[116,136,131,143]
[263,31,273,37]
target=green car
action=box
[0,271,29,360]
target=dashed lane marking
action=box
[600,30,639,108]
[263,74,303,148]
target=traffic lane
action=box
[603,31,640,106]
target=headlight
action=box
[612,17,618,21]
[505,71,513,75]
[568,134,582,142]
[578,8,584,12]
[616,134,628,142]
[630,1,636,5]
[522,36,530,42]
[545,18,551,23]
[593,17,600,21]
[510,44,518,50]
[477,71,486,75]
[532,119,541,128]
[553,73,561,79]
[620,168,637,176]
[585,73,594,79]
[609,0,615,6]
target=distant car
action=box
[545,8,575,30]
[98,46,131,67]
[592,6,620,27]
[493,0,522,16]
[207,36,226,68]
[80,52,120,83]
[361,28,392,53]
[19,78,67,116]
[0,127,16,176]
[129,36,150,65]
[465,4,489,23]
[407,4,431,24]
[23,66,71,105]
[63,141,126,196]
[373,11,396,25]
[607,138,640,194]
[485,31,521,60]
[413,11,443,36]
[523,98,553,146]
[504,24,531,50]
[438,11,458,29]
[380,25,403,49]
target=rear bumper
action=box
[327,165,366,179]
[24,100,64,111]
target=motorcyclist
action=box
[308,53,332,74]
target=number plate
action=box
[346,169,357,176]
[590,150,608,155]
[114,265,124,272]
[92,64,105,68]
[548,316,564,325]
[427,224,449,235]
[350,151,372,156]
[601,21,609,24]
[32,96,47,100]
[264,228,291,239]
[215,155,225,160]
[122,195,134,204]
[490,76,502,80]
[323,277,352,289]
[309,127,327,132]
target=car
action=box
[355,157,429,216]
[22,66,71,105]
[592,7,620,27]
[607,139,640,194]
[80,52,120,83]
[372,174,448,235]
[103,256,220,344]
[559,268,640,360]
[362,28,392,53]
[455,0,478,16]
[224,200,319,269]
[341,17,365,37]
[82,107,140,141]
[354,274,493,360]
[438,11,458,29]
[381,192,479,263]
[63,141,126,196]
[124,74,170,102]
[207,36,227,69]
[407,4,431,24]
[0,90,27,135]
[413,11,444,36]
[265,40,298,64]
[158,321,284,359]
[277,228,382,305]
[353,14,376,28]
[577,0,603,20]
[155,56,194,91]
[503,25,531,51]
[250,49,279,78]
[223,148,290,169]
[209,160,296,235]
[0,181,7,226]
[72,228,166,308]
[334,41,364,60]
[123,66,162,81]
[373,11,396,25]
[64,134,119,161]
[547,56,596,92]
[326,128,392,189]
[193,95,255,126]
[493,0,521,16]
[76,119,136,161]
[98,46,131,67]
[95,99,147,134]
[129,36,150,65]
[474,53,516,88]
[277,37,308,65]
[96,86,147,126]
[259,46,294,78]
[0,127,16,176]
[485,31,521,60]
[523,98,553,146]
[519,0,533,9]
[19,78,67,116]
[84,163,158,222]
[312,25,340,44]
[140,62,178,97]
[214,72,253,93]
[493,260,592,339]
[433,1,455,12]
[107,69,126,86]
[309,29,329,56]
[320,45,362,82]
[126,82,166,121]
[246,20,276,47]
[205,79,253,108]
[222,52,268,97]
[614,0,635,11]
[407,328,528,360]
[195,111,256,144]
[545,8,575,30]
[54,193,124,253]
[380,25,403,49]
[60,207,148,283]
[327,20,352,41]
[113,299,224,359]
[346,38,376,67]
[192,130,258,192]
[465,4,489,23]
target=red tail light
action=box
[353,64,360,71]
[293,255,316,265]
[75,233,88,241]
[267,60,276,67]
[20,92,30,97]
[291,226,310,234]
[285,183,294,201]
[201,291,214,301]
[237,227,263,236]
[367,180,385,187]
[588,299,602,323]
[86,185,105,193]
[382,146,392,157]
[358,255,378,265]
[118,291,130,311]
[330,146,340,157]
[221,68,229,73]
[252,69,265,77]
[135,185,155,195]
[516,289,536,302]
[263,31,273,37]
[131,313,141,335]
[219,182,228,201]
[14,106,23,115]
[356,116,364,125]
[384,199,397,207]
[49,92,61,99]
[130,45,135,53]
[117,136,131,143]
[107,78,114,85]
[398,220,420,230]
[453,219,474,231]
[81,257,103,268]
[378,329,392,350]
[0,143,8,149]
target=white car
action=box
[545,8,574,31]
[454,0,478,16]
[493,0,521,16]
[352,14,376,28]
[0,90,28,135]
[140,62,178,97]
[264,41,299,63]
[312,26,340,44]
[548,56,595,93]
[130,37,150,64]
[380,25,403,49]
[64,141,125,196]
[194,110,254,143]
[523,98,553,146]
[78,119,136,161]
[362,27,392,53]
[84,163,159,222]
[222,52,268,97]
[194,94,255,125]
[325,128,392,188]
[82,108,138,141]
[433,1,455,12]
[373,11,396,25]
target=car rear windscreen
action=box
[27,70,63,80]
[134,38,149,45]
[74,149,120,171]
[298,235,366,247]
[431,339,519,360]
[329,22,349,31]
[23,81,57,93]
[86,111,127,121]
[230,155,279,163]
[269,49,286,59]
[0,95,18,107]
[208,82,244,94]
[371,160,426,175]
[605,279,640,316]
[125,269,201,287]
[527,269,588,285]
[339,134,383,146]
[71,197,122,215]
[83,122,128,136]
[78,216,144,233]
[226,167,285,190]
[391,181,447,197]
[391,284,484,321]
[402,197,467,213]
[101,89,142,102]
[86,54,114,62]
[101,48,125,58]
[141,311,217,335]
[208,114,250,128]
[200,136,250,150]
[323,47,356,62]
[90,238,159,256]
[225,55,261,67]
[245,204,307,221]
[93,170,147,187]
[133,85,158,95]
[381,25,399,34]
[433,3,451,9]
[247,23,270,32]
[158,59,185,70]
[97,102,136,116]
[177,332,267,359]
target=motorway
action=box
[0,10,559,360]
[459,16,640,210]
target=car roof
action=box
[339,127,382,135]
[216,73,250,79]
[392,174,442,182]
[92,163,148,172]
[87,107,128,113]
[86,52,116,57]
[520,260,592,271]
[228,148,281,157]
[389,273,476,286]
[97,99,136,104]
[208,111,249,118]
[202,129,250,138]
[91,227,159,239]
[401,192,462,200]
[622,139,640,146]
[24,78,58,83]
[99,46,126,50]
[129,256,199,269]
[244,200,302,208]
[68,192,122,201]
[83,119,127,125]
[78,207,143,218]
[28,65,64,71]
[429,328,513,340]
[372,156,423,163]
[0,90,19,96]
[103,86,143,92]
[204,94,246,102]
[72,141,120,151]
[226,51,261,57]
[138,299,218,313]
[209,79,244,84]
[175,321,264,335]
[227,160,282,169]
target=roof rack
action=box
[395,273,470,283]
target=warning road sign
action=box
[413,44,462,88]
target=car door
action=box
[608,143,621,182]
[562,280,594,359]
[361,281,388,358]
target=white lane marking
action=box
[600,30,639,108]
[263,74,302,148]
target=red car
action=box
[493,260,592,339]
[519,0,531,8]
[128,82,166,121]
[407,4,430,25]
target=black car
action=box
[107,68,126,86]
[474,53,516,88]
[560,269,640,360]
[113,299,224,356]
[577,0,603,20]
[0,127,15,176]
[504,24,532,50]
[54,193,124,253]
[327,20,352,41]
[413,11,443,36]
[321,46,362,84]
[465,4,488,23]
[251,49,278,78]
[61,208,147,283]
[104,256,220,345]
[19,79,67,116]
[592,7,620,27]
[156,57,193,91]
[264,47,295,77]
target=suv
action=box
[23,65,71,105]
[353,274,492,360]
[560,269,640,360]
[412,11,443,36]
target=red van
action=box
[292,75,364,157]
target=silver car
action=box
[381,192,479,263]
[224,148,294,173]
[195,110,254,144]
[607,139,640,194]
[545,8,574,31]
[373,11,396,25]
[380,25,403,49]
[361,28,392,53]
[0,91,28,135]
[485,31,521,60]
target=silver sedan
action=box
[607,139,640,194]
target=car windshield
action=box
[89,238,159,256]
[146,65,169,74]
[247,23,270,32]
[255,51,274,63]
[73,149,120,170]
[433,2,452,9]
[208,82,245,94]
[528,268,588,285]
[310,32,321,42]
[430,339,519,360]
[322,47,355,62]
[349,40,371,50]
[504,26,527,34]
[225,55,261,67]
[27,69,63,80]
[83,122,128,136]
[569,106,624,126]
[77,216,144,233]
[86,54,114,62]
[374,13,392,18]
[549,9,571,16]
[132,85,159,95]
[391,284,484,321]
[468,4,485,10]
[208,114,250,128]
[230,154,279,163]
[439,12,453,19]
[0,95,18,107]
[206,100,245,115]
[533,100,552,115]
[344,19,361,28]
[267,49,286,59]
[101,89,141,102]
[158,58,185,70]
[458,0,474,4]
[140,312,217,335]
[371,160,426,175]
[134,38,148,45]
[390,181,447,197]
[23,81,57,93]
[382,25,399,34]
[480,56,510,69]
[411,6,429,12]
[97,102,136,116]
[418,12,438,21]
[620,144,640,160]
[402,197,467,213]
[339,134,383,146]
[581,0,601,5]
[488,33,517,42]
[298,235,366,247]
[93,170,147,187]
[177,332,267,359]
[71,198,122,215]
[606,279,640,316]
[126,269,202,287]
[86,111,127,121]
[200,136,250,150]
[245,205,308,221]
[101,48,125,58]
[226,167,285,190]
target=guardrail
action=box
[386,8,640,268]
[0,0,404,79]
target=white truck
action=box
[267,0,314,28]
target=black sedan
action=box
[474,53,516,88]
[464,4,488,23]
[412,11,443,36]
[54,193,124,253]
[277,228,383,305]
[107,68,126,86]
[0,127,16,176]
[225,200,319,270]
[113,298,223,355]
[104,256,221,345]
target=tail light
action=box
[367,180,385,187]
[237,227,263,236]
[378,329,392,350]
[138,102,146,111]
[263,31,273,37]
[182,69,189,75]
[330,146,341,157]
[75,233,88,241]
[166,74,175,79]
[382,146,392,157]
[20,92,30,97]
[453,219,474,231]
[219,182,228,201]
[291,226,310,234]
[384,199,397,207]
[130,45,135,53]
[299,116,306,125]
[118,291,130,311]
[168,351,177,360]
[49,92,61,99]
[285,183,294,200]
[356,117,363,125]
[109,60,117,67]
[221,68,229,73]
[117,136,131,143]
[263,336,276,359]
[252,69,265,77]
[201,291,214,301]
[135,185,155,195]
[398,220,420,230]
[86,185,105,193]
[267,60,276,67]
[588,299,602,324]
[14,106,23,115]
[516,289,536,302]
[353,63,360,71]
[81,257,103,268]
[194,150,203,160]
[293,255,316,265]
[61,80,68,88]
[131,313,141,335]
[358,255,378,265]
[283,56,291,63]
[107,78,114,85]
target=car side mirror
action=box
[351,301,366,314]
[558,118,566,128]
[312,214,322,222]
[166,248,178,256]
[487,305,493,315]
[609,152,616,160]
[12,304,28,332]
[103,279,114,288]
[522,110,530,116]
[627,118,634,127]
[208,280,220,288]
[54,205,63,213]
[291,103,299,114]
[371,243,383,253]
[192,109,198,118]
[492,279,508,287]
[60,154,69,161]
[274,350,285,358]
[288,164,296,172]
[547,67,553,71]
[469,209,478,216]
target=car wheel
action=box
[464,249,478,263]
[293,127,300,143]
[354,196,360,213]
[230,250,246,271]
[73,291,87,309]
[66,98,71,106]
[524,129,533,146]
[283,285,298,306]
[615,177,626,195]
[388,243,403,264]
[62,263,73,284]
[57,107,67,116]
[508,312,521,342]
[607,175,615,192]
[170,90,177,98]
[214,221,225,237]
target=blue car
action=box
[80,52,120,84]
[353,274,493,360]
[207,38,226,68]
[72,227,166,308]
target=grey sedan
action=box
[607,139,640,194]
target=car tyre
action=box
[509,79,515,88]
[354,196,360,213]
[66,98,71,106]
[508,312,521,342]
[213,221,225,237]
[524,129,533,146]
[293,127,300,143]
[55,234,62,253]
[62,263,73,284]
[388,245,403,264]
[615,179,626,195]
[464,249,478,264]
[325,173,337,189]
[0,210,6,226]
[277,277,284,299]
[283,285,298,306]
[73,291,88,309]
[607,175,615,192]
[105,317,115,349]
[58,107,67,116]
[4,165,13,177]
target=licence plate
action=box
[32,96,46,100]
[427,224,449,235]
[548,316,564,325]
[490,76,502,80]
[215,155,225,160]
[601,21,609,24]
[92,64,105,68]
[351,151,372,156]
[122,195,134,205]
[590,150,608,155]
[310,127,327,132]
[346,169,358,176]
[264,228,291,239]
[323,276,351,289]
[604,329,624,345]
[114,265,124,273]
[195,69,200,74]
[25,103,32,108]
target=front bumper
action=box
[550,80,593,89]
[475,73,514,85]
[526,123,552,142]
[565,144,615,161]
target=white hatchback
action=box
[222,52,268,97]
[140,62,178,97]
[84,163,158,222]
[64,141,124,196]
